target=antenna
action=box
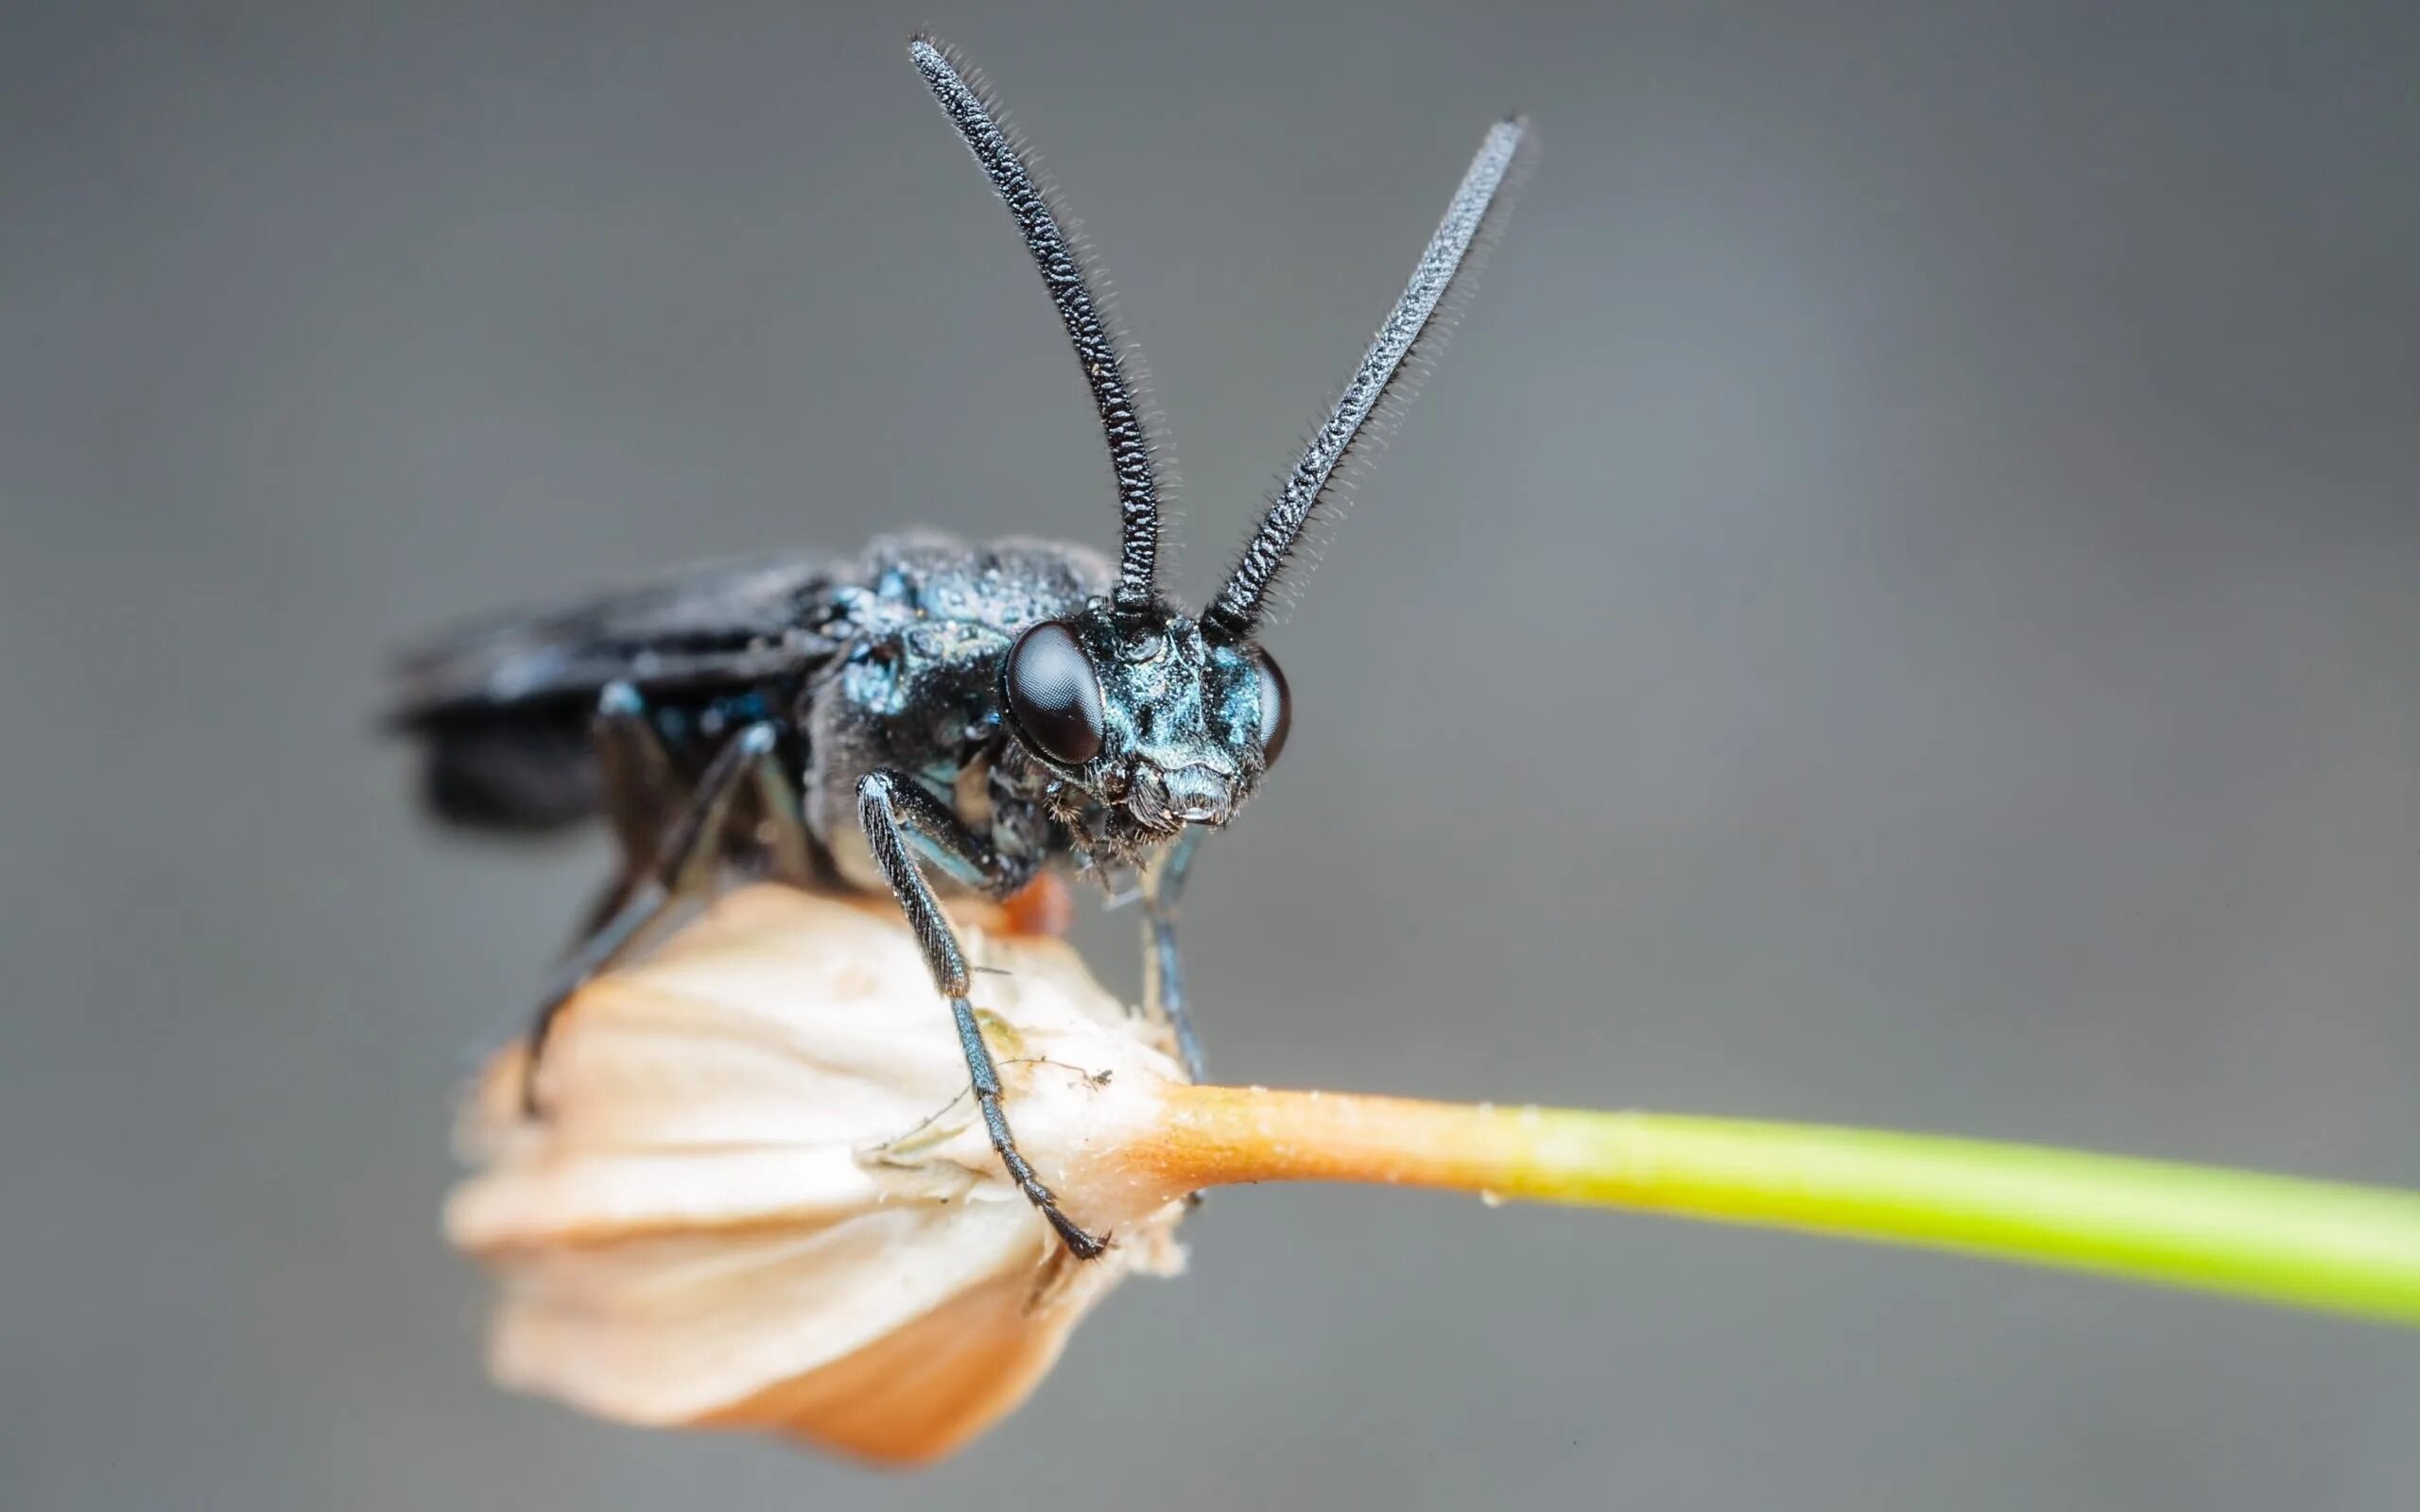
[909,35,1165,611]
[1207,118,1530,637]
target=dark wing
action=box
[388,555,852,833]
[389,555,850,727]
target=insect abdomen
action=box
[410,712,602,833]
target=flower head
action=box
[446,885,1192,1464]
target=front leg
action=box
[1141,827,1205,1082]
[856,769,1108,1261]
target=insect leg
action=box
[594,681,682,868]
[521,721,783,1114]
[857,768,1108,1261]
[749,741,817,886]
[1141,828,1206,1082]
[563,682,683,943]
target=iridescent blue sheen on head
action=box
[1000,597,1283,849]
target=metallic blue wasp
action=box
[390,35,1530,1258]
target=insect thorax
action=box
[802,535,1115,893]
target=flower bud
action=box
[446,885,1193,1464]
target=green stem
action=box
[1150,1088,2420,1327]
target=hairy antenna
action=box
[1206,119,1530,638]
[908,35,1163,611]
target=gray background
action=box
[7,2,2418,1507]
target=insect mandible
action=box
[389,34,1530,1259]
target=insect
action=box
[389,34,1529,1259]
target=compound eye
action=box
[1005,620,1106,766]
[1252,647,1291,766]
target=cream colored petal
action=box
[696,1228,1156,1463]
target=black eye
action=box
[1252,648,1291,766]
[1005,620,1105,765]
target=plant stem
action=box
[1144,1086,2420,1327]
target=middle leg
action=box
[523,717,791,1113]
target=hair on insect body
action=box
[389,34,1531,1261]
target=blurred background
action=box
[7,2,2418,1507]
